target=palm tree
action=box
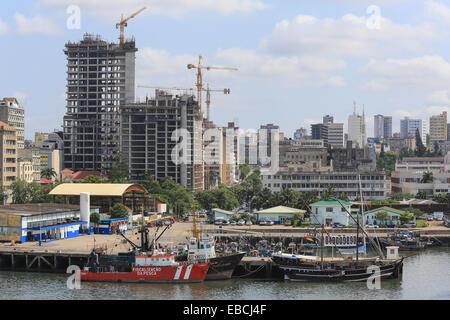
[40,168,57,180]
[420,171,433,183]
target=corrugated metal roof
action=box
[212,208,235,215]
[256,206,306,214]
[49,183,146,197]
[310,199,352,206]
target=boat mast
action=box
[337,199,385,259]
[192,202,200,242]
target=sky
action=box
[1,0,450,140]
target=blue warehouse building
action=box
[0,204,99,243]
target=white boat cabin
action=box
[135,252,179,267]
[187,236,216,262]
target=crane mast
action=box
[116,7,147,44]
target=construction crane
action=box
[116,7,147,44]
[137,84,231,123]
[187,55,237,118]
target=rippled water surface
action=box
[0,247,449,300]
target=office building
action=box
[63,33,137,173]
[374,114,392,139]
[0,122,18,202]
[400,117,427,141]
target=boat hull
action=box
[79,263,209,283]
[205,252,246,280]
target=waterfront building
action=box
[49,183,148,213]
[261,170,387,200]
[120,90,203,192]
[429,111,447,142]
[363,207,404,226]
[310,199,353,226]
[63,33,137,173]
[0,203,97,243]
[255,206,306,224]
[212,208,235,222]
[0,98,24,149]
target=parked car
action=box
[333,222,345,228]
[214,220,223,225]
[366,224,378,229]
[403,222,416,228]
[245,220,253,226]
[230,221,237,225]
[386,224,396,228]
[427,215,434,221]
[238,220,245,226]
[259,221,267,226]
[266,220,274,226]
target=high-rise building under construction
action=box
[62,33,137,172]
[120,90,204,192]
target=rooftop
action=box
[49,183,147,197]
[256,206,306,214]
[310,198,353,206]
[0,204,81,216]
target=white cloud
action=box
[14,13,62,35]
[261,14,437,58]
[0,19,8,35]
[215,47,347,87]
[361,56,450,89]
[38,0,270,20]
[426,0,450,26]
[427,90,450,105]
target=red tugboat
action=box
[79,214,209,283]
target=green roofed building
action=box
[363,207,405,227]
[255,206,306,224]
[310,198,353,226]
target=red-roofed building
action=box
[60,169,104,183]
[40,178,55,185]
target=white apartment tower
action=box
[347,102,366,148]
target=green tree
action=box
[399,211,415,224]
[110,203,128,218]
[415,128,426,157]
[160,178,193,217]
[0,185,7,204]
[420,171,433,183]
[108,154,129,183]
[375,211,390,224]
[141,172,163,194]
[416,190,428,199]
[10,180,29,204]
[391,192,415,200]
[40,168,57,180]
[90,211,101,225]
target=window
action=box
[326,207,333,212]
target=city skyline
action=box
[2,1,450,139]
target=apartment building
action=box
[0,122,18,202]
[400,117,427,141]
[0,98,24,149]
[429,111,447,142]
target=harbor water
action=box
[0,247,449,300]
